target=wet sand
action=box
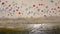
[0,17,60,34]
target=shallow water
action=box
[0,24,60,34]
[0,28,60,34]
